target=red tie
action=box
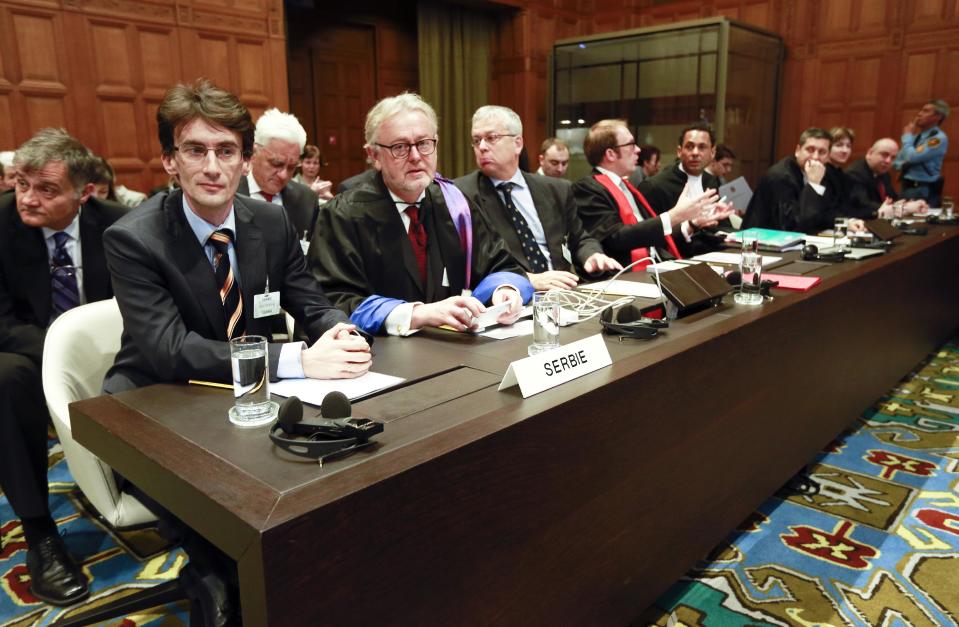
[877,179,887,201]
[261,192,273,203]
[406,205,427,283]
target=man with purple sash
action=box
[309,93,532,336]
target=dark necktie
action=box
[209,229,245,339]
[261,192,274,203]
[50,231,79,322]
[497,182,549,272]
[877,177,887,201]
[405,205,428,284]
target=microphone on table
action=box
[725,269,778,297]
[270,392,383,463]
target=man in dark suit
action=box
[236,108,319,240]
[639,122,734,242]
[104,80,371,392]
[102,79,371,624]
[1,128,126,606]
[455,105,620,291]
[310,93,532,336]
[742,127,839,233]
[846,138,927,219]
[572,119,723,269]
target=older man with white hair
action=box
[455,105,620,291]
[309,93,532,335]
[0,150,16,192]
[238,108,320,239]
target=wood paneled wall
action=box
[0,0,288,193]
[490,0,959,197]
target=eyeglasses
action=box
[470,134,517,148]
[614,141,637,149]
[174,143,242,164]
[375,138,438,159]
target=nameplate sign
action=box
[498,334,612,398]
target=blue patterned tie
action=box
[497,182,549,273]
[50,231,80,322]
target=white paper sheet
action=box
[691,252,782,267]
[270,371,405,405]
[479,319,535,339]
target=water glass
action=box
[943,196,955,220]
[734,238,763,306]
[832,217,848,252]
[529,292,560,356]
[228,335,278,427]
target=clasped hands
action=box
[410,288,523,332]
[301,322,372,379]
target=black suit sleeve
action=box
[0,269,45,366]
[309,195,376,316]
[556,182,603,270]
[572,179,668,260]
[104,223,239,383]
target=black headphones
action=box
[269,394,383,463]
[801,244,846,262]
[600,305,667,339]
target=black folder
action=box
[658,263,731,316]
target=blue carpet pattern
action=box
[640,341,959,626]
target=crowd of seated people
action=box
[0,77,950,623]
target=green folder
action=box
[727,228,805,251]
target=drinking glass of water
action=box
[733,238,763,305]
[943,196,955,220]
[529,291,561,356]
[833,217,848,252]
[228,335,279,427]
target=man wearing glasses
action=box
[310,92,532,335]
[573,119,720,269]
[0,128,126,606]
[238,108,321,239]
[455,105,621,291]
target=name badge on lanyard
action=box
[253,277,281,318]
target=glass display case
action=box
[551,17,783,184]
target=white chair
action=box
[42,298,155,528]
[43,299,193,626]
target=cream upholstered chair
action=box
[42,297,155,528]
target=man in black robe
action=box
[310,93,532,335]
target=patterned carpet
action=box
[3,341,959,625]
[638,341,959,626]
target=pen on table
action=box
[188,379,233,390]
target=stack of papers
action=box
[271,371,404,406]
[727,228,805,251]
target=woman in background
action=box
[295,144,334,202]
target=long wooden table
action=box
[71,227,959,625]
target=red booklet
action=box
[762,273,822,291]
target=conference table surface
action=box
[71,225,959,626]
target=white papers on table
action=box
[691,252,782,267]
[718,176,753,212]
[271,371,404,405]
[479,319,534,339]
[578,279,661,299]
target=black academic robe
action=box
[638,161,731,246]
[844,158,898,219]
[453,170,603,274]
[309,172,525,317]
[572,169,687,267]
[742,156,838,234]
[237,176,319,240]
[102,190,348,393]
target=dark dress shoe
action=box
[182,562,237,626]
[26,535,90,606]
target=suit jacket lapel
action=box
[14,216,51,323]
[165,191,228,341]
[374,174,425,295]
[478,174,528,270]
[523,172,561,268]
[79,200,111,303]
[234,196,266,332]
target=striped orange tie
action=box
[209,229,245,339]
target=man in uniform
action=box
[894,99,949,207]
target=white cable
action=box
[543,253,667,324]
